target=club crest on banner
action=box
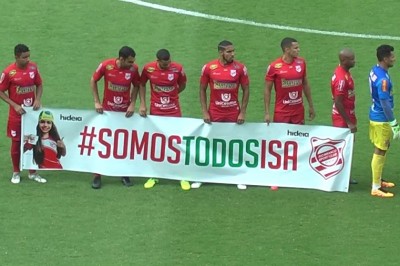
[309,137,346,180]
[114,96,123,104]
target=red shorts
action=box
[210,113,238,122]
[7,120,21,141]
[273,113,304,125]
[332,115,357,128]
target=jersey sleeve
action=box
[240,65,249,86]
[0,70,10,91]
[92,62,105,82]
[131,65,140,86]
[178,66,187,85]
[140,66,149,85]
[35,68,43,86]
[265,64,275,81]
[199,64,210,85]
[332,73,346,96]
[377,78,390,100]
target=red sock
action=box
[11,140,20,173]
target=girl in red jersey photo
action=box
[24,110,66,169]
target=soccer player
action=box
[331,48,358,185]
[264,37,315,125]
[191,40,250,190]
[368,44,397,198]
[139,49,191,190]
[90,46,140,189]
[0,44,46,184]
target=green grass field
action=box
[1,1,400,265]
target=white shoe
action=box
[28,173,47,183]
[11,173,21,184]
[237,184,247,190]
[191,182,202,189]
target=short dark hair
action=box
[376,44,394,62]
[14,44,29,56]
[119,46,136,59]
[218,40,233,51]
[280,37,297,51]
[156,49,170,61]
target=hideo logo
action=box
[60,114,82,121]
[287,130,309,137]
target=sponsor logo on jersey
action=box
[214,82,236,89]
[281,79,302,88]
[147,67,155,73]
[9,70,16,77]
[114,96,123,104]
[154,85,174,92]
[221,93,231,102]
[274,63,282,69]
[382,79,387,92]
[108,82,129,92]
[23,98,33,106]
[16,85,35,94]
[160,96,170,104]
[210,64,218,70]
[106,64,114,70]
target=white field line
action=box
[120,0,400,41]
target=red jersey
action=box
[39,137,62,169]
[92,58,140,112]
[0,62,42,122]
[331,65,355,119]
[200,59,249,120]
[140,61,186,117]
[265,57,307,116]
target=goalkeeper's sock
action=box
[371,153,385,190]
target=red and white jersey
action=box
[40,137,62,169]
[0,62,42,122]
[331,65,355,118]
[200,59,249,119]
[92,58,140,112]
[265,57,307,115]
[140,61,186,117]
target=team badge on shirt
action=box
[24,98,33,106]
[168,73,174,81]
[114,96,123,104]
[289,91,298,100]
[295,65,301,72]
[125,73,131,80]
[29,72,35,79]
[221,93,231,102]
[230,70,236,77]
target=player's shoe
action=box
[11,172,21,184]
[191,182,202,189]
[237,184,247,190]
[381,179,395,188]
[349,178,358,184]
[28,173,47,183]
[371,188,394,198]
[144,178,158,189]
[92,176,101,189]
[180,180,191,191]
[121,177,132,187]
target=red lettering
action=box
[284,141,298,170]
[150,133,166,162]
[98,128,112,158]
[113,129,128,159]
[268,140,281,169]
[261,139,266,169]
[130,130,149,159]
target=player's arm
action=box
[126,84,137,118]
[178,67,187,93]
[199,82,210,123]
[238,84,249,124]
[378,79,399,139]
[0,72,25,114]
[334,95,356,133]
[178,82,186,94]
[264,80,273,124]
[138,68,148,117]
[303,76,315,120]
[33,84,43,110]
[90,77,103,114]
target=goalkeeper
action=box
[368,44,398,198]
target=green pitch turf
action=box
[1,1,400,265]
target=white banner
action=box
[21,107,354,192]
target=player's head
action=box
[118,46,136,69]
[14,44,30,68]
[218,40,234,64]
[156,49,171,70]
[377,44,395,68]
[38,110,54,134]
[281,37,299,57]
[339,48,356,70]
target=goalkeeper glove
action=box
[389,119,400,140]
